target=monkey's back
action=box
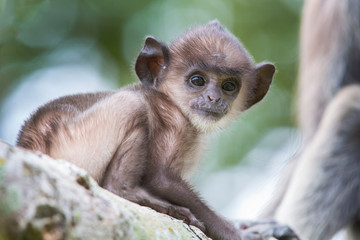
[17,87,149,180]
[17,91,113,153]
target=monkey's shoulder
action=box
[120,84,182,113]
[116,84,190,129]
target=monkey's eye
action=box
[222,81,237,92]
[190,76,205,86]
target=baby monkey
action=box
[17,21,296,240]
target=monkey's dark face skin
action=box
[161,48,253,132]
[185,69,241,121]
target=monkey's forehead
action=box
[169,28,253,69]
[183,61,250,77]
[169,40,253,73]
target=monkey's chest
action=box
[163,135,207,179]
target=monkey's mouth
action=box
[192,106,227,119]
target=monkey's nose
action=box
[207,95,221,102]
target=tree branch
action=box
[0,140,208,240]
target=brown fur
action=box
[17,21,277,240]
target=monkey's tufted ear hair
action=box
[135,37,170,88]
[206,19,226,31]
[245,62,275,108]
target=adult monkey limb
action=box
[261,0,360,239]
[17,21,294,240]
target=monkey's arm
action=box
[274,85,360,240]
[99,122,205,231]
[144,167,271,240]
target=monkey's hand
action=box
[236,220,300,240]
[166,205,205,232]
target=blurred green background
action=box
[0,0,302,218]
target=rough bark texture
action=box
[0,140,209,240]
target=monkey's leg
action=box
[275,85,360,240]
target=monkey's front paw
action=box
[239,221,299,240]
[271,224,299,240]
[167,205,205,232]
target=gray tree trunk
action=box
[0,140,209,240]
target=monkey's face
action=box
[186,72,238,117]
[158,35,258,132]
[187,71,241,131]
[161,62,252,132]
[184,69,241,127]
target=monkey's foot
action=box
[237,220,300,240]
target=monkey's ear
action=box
[246,62,275,108]
[135,37,170,88]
